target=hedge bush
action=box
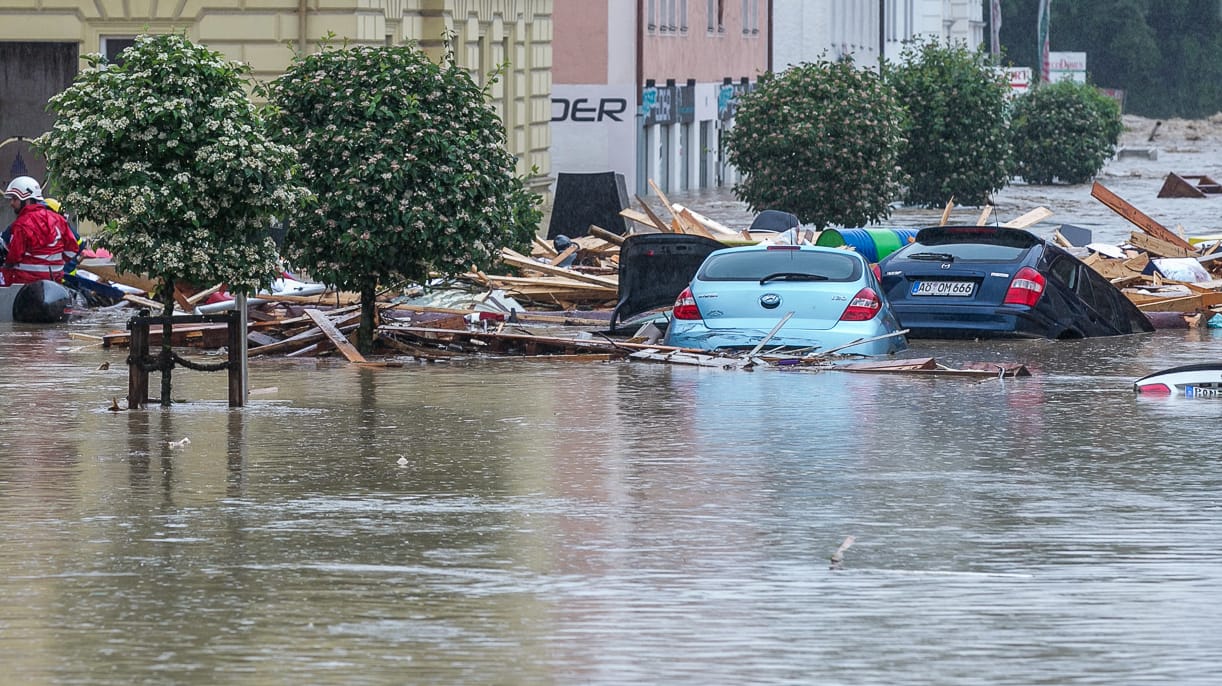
[887,39,1012,207]
[723,58,906,229]
[1010,80,1122,185]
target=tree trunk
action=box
[159,277,175,407]
[357,284,377,354]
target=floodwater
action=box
[4,308,1222,684]
[4,122,1222,684]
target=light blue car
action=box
[662,243,908,356]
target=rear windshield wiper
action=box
[759,272,829,284]
[906,252,956,261]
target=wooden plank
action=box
[184,283,225,306]
[532,235,559,256]
[976,205,993,224]
[674,207,718,239]
[647,179,685,228]
[633,194,673,233]
[939,197,955,225]
[549,244,579,265]
[1001,206,1054,229]
[1091,181,1196,250]
[499,248,620,288]
[1133,291,1222,313]
[588,225,626,246]
[619,207,666,232]
[304,309,367,363]
[1128,231,1196,258]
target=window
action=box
[101,36,136,66]
[648,0,657,31]
[680,0,688,31]
[708,0,725,32]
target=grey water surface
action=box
[3,308,1222,685]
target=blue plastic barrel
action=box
[815,228,879,262]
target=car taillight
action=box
[671,287,701,320]
[1135,383,1171,395]
[870,263,882,281]
[1003,267,1045,307]
[840,287,882,321]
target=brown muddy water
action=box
[3,125,1222,684]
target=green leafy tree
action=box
[37,33,308,405]
[994,0,1221,118]
[1010,80,1122,185]
[887,38,1012,207]
[263,40,542,352]
[724,58,906,229]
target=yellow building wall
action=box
[0,0,552,191]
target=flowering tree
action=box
[724,58,907,229]
[263,41,542,352]
[887,39,1012,208]
[1010,80,1123,185]
[37,33,308,405]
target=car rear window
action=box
[900,229,1036,262]
[698,249,862,282]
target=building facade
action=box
[0,0,553,198]
[551,0,768,198]
[772,0,984,71]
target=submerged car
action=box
[877,225,1154,339]
[662,243,908,355]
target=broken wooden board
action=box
[499,248,620,288]
[1001,206,1054,229]
[628,347,764,369]
[305,308,367,363]
[1129,291,1222,313]
[1157,172,1221,198]
[1092,181,1196,251]
[1127,230,1197,259]
[833,357,1031,378]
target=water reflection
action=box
[3,321,1222,684]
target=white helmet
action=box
[4,176,44,202]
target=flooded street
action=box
[4,312,1222,684]
[4,116,1222,684]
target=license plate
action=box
[1185,386,1222,398]
[911,280,975,297]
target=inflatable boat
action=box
[0,280,73,323]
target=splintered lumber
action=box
[249,311,362,356]
[184,283,225,306]
[1091,181,1196,251]
[1129,291,1222,313]
[499,248,619,288]
[1127,231,1197,258]
[976,205,994,224]
[619,208,666,232]
[672,206,718,239]
[674,205,741,238]
[532,236,559,256]
[834,357,1031,378]
[939,198,955,225]
[550,244,579,265]
[633,194,673,233]
[647,179,690,231]
[1001,207,1054,229]
[588,225,626,246]
[1158,172,1222,198]
[305,308,367,363]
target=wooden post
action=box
[127,316,149,410]
[227,308,244,407]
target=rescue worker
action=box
[2,176,77,285]
[43,197,85,276]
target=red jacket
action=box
[2,204,75,285]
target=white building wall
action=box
[773,0,982,71]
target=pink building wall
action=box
[553,0,611,85]
[642,2,769,84]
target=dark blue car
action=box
[878,225,1154,339]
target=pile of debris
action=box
[1073,181,1222,323]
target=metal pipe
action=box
[298,0,307,54]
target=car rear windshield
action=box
[901,228,1037,262]
[698,249,862,282]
